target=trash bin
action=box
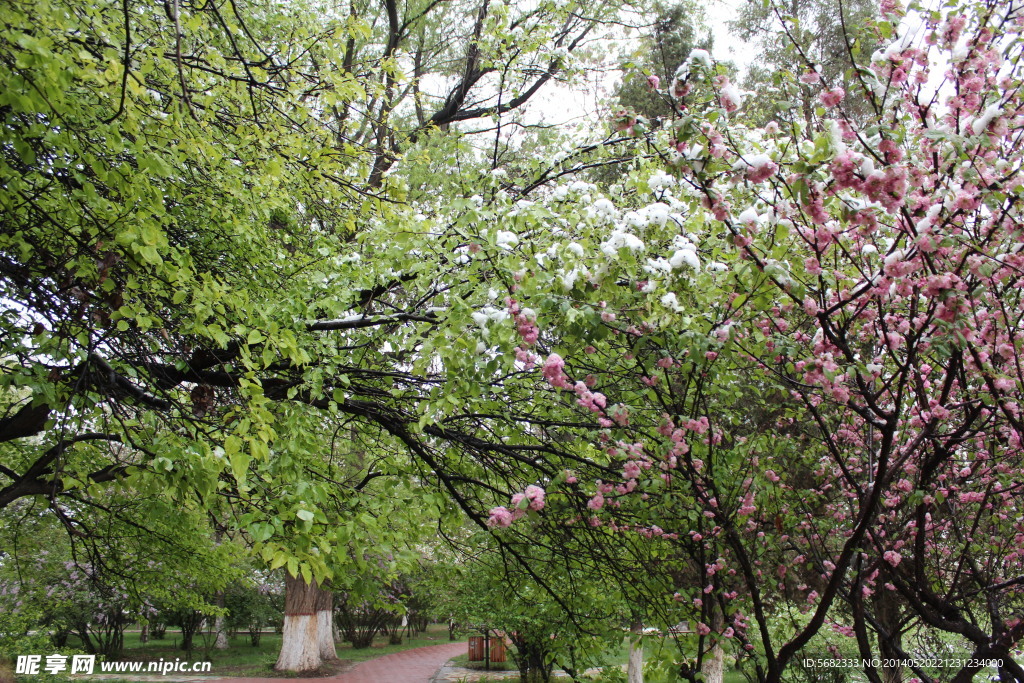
[468,635,484,661]
[489,637,506,663]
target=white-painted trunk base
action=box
[214,615,229,650]
[701,643,724,683]
[627,639,644,683]
[275,614,321,672]
[317,610,338,660]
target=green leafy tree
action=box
[730,0,880,126]
[225,575,282,647]
[614,0,713,122]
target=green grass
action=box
[64,624,458,678]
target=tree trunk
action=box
[214,591,229,650]
[701,642,724,683]
[701,610,724,683]
[874,594,903,683]
[316,584,338,661]
[275,573,322,673]
[627,620,644,683]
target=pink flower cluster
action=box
[487,485,546,528]
[508,298,539,345]
[819,87,845,108]
[542,353,571,389]
[745,158,779,184]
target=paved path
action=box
[211,641,466,683]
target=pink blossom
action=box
[883,550,902,566]
[647,74,661,90]
[488,507,513,527]
[716,76,743,112]
[820,88,845,108]
[623,461,641,480]
[524,485,546,511]
[542,353,571,389]
[879,0,901,17]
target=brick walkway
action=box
[212,641,466,683]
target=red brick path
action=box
[213,641,466,683]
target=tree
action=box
[0,0,647,670]
[731,0,880,126]
[6,0,1023,681]
[225,575,282,647]
[613,0,713,122]
[461,0,1024,681]
[0,494,239,658]
[426,534,630,683]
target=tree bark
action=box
[275,573,322,673]
[874,594,903,683]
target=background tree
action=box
[731,0,880,126]
[224,575,282,647]
[614,0,713,122]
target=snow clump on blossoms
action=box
[674,48,711,82]
[668,234,700,270]
[587,197,619,221]
[643,202,671,228]
[733,153,779,183]
[971,104,1002,135]
[600,229,645,258]
[471,306,509,329]
[648,170,676,191]
[717,76,743,113]
[661,292,685,311]
[495,230,519,249]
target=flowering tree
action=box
[3,0,1023,679]
[457,1,1024,681]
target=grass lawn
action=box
[66,623,459,678]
